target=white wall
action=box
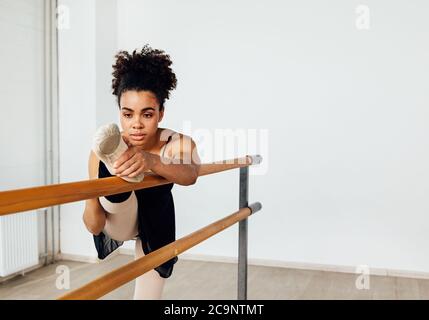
[58,0,97,257]
[95,0,119,127]
[116,0,429,274]
[0,0,45,190]
[0,0,46,273]
[59,0,429,275]
[58,0,132,257]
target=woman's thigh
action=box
[99,191,139,241]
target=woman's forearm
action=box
[150,154,199,186]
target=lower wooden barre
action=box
[58,203,261,300]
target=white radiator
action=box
[0,211,39,277]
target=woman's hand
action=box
[113,136,156,178]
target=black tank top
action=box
[92,138,178,279]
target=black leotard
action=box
[93,136,178,278]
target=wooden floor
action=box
[1,254,429,299]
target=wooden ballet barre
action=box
[57,202,262,300]
[0,155,262,216]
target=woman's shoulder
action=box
[159,128,198,160]
[159,127,177,142]
[159,128,194,146]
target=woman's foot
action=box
[92,123,144,182]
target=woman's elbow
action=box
[181,170,199,186]
[180,175,198,186]
[189,175,198,185]
[189,167,199,185]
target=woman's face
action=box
[119,90,164,148]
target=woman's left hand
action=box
[113,146,156,178]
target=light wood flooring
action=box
[1,254,429,299]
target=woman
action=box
[82,44,200,300]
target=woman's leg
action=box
[99,191,139,241]
[133,237,166,300]
[99,190,165,299]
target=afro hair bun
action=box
[112,44,177,109]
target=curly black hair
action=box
[112,44,177,110]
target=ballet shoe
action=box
[92,123,144,183]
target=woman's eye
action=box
[123,114,131,118]
[144,114,153,118]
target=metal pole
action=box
[238,166,249,300]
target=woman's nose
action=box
[132,119,144,129]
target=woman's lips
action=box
[130,134,146,141]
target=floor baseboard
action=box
[59,250,429,281]
[57,251,120,264]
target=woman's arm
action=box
[114,134,201,186]
[149,134,200,186]
[82,150,107,235]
